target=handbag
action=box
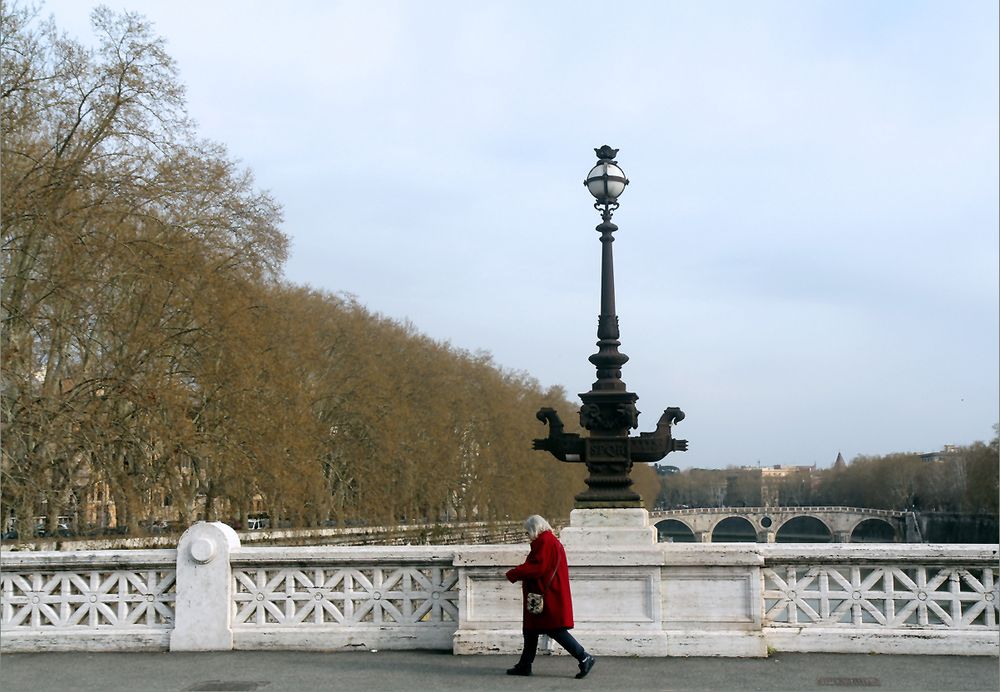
[525,552,560,615]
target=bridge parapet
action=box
[652,506,908,518]
[2,522,997,658]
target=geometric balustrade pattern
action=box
[3,543,996,656]
[763,565,999,629]
[232,564,459,627]
[0,569,176,629]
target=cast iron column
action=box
[532,145,689,508]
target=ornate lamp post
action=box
[533,146,688,508]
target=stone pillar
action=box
[695,530,713,543]
[170,521,240,651]
[833,530,852,543]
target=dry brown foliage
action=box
[1,5,596,536]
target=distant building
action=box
[728,464,818,507]
[919,445,960,462]
[758,464,816,478]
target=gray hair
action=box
[523,515,552,540]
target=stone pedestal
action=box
[558,508,656,549]
[452,509,767,657]
[453,509,669,657]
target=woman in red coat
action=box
[504,515,595,678]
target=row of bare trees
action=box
[3,5,670,536]
[657,431,999,514]
[812,440,998,514]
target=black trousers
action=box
[517,628,587,666]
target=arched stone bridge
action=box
[650,506,917,543]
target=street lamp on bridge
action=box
[533,145,689,508]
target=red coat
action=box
[505,529,574,631]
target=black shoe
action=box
[507,664,532,676]
[575,655,595,679]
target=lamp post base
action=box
[558,508,657,549]
[573,456,641,508]
[574,499,644,509]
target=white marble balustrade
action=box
[227,546,461,650]
[1,516,997,657]
[0,549,176,651]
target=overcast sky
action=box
[40,0,999,469]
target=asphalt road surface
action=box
[2,650,998,692]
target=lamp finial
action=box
[594,145,619,162]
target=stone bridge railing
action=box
[6,520,526,552]
[651,506,913,542]
[654,506,908,517]
[2,521,997,657]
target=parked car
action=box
[34,521,72,537]
[247,515,270,530]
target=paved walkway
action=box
[2,650,997,692]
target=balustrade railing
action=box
[756,545,998,655]
[763,563,997,629]
[227,547,460,649]
[1,550,177,650]
[2,532,996,656]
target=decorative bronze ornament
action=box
[534,146,688,508]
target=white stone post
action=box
[558,508,669,656]
[170,521,241,651]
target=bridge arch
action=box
[655,519,696,543]
[711,516,756,542]
[850,517,898,542]
[774,515,833,542]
